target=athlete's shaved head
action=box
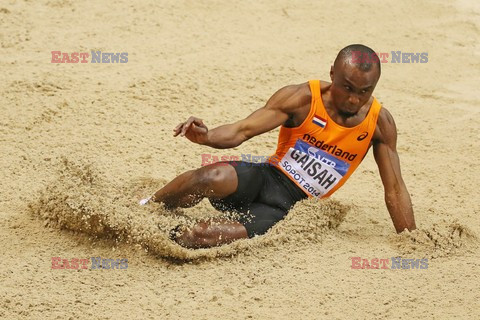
[329,44,381,118]
[334,44,381,75]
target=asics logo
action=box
[357,132,369,141]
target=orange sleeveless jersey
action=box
[269,80,382,198]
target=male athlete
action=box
[141,44,416,248]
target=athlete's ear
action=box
[330,66,334,81]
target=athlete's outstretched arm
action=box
[373,108,416,233]
[173,84,308,149]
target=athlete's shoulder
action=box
[266,82,311,112]
[277,82,311,98]
[377,106,395,128]
[373,106,397,144]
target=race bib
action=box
[279,140,350,198]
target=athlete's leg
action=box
[151,162,238,209]
[172,203,287,248]
[173,219,248,249]
[171,165,308,248]
[153,162,297,248]
[165,161,266,248]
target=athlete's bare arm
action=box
[372,108,416,233]
[173,84,310,148]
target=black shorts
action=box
[210,161,307,238]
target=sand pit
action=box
[1,0,479,319]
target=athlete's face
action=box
[329,60,380,117]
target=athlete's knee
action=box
[193,164,236,194]
[197,165,229,184]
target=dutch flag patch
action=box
[312,115,327,128]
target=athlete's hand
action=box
[173,116,209,145]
